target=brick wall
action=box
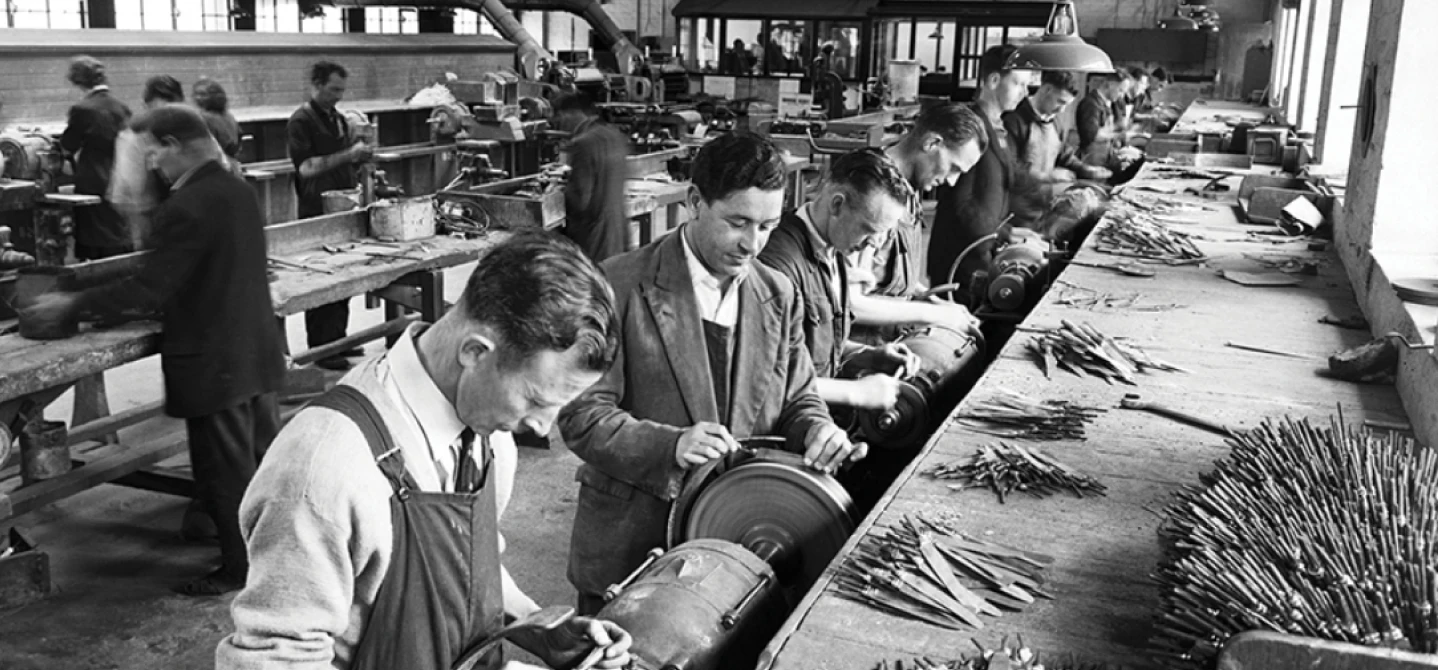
[0,30,515,127]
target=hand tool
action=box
[361,250,426,261]
[1223,340,1315,359]
[321,242,359,253]
[267,256,335,274]
[451,605,576,670]
[1118,393,1232,437]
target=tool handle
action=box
[1146,404,1232,437]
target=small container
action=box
[368,196,436,241]
[14,265,78,340]
[20,420,70,485]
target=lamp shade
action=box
[1004,0,1115,73]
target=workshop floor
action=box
[0,262,582,670]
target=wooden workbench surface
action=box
[1168,99,1271,136]
[758,118,1406,668]
[0,231,508,405]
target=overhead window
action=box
[816,21,861,80]
[723,19,763,75]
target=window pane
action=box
[1009,26,1046,46]
[766,20,809,77]
[679,18,694,68]
[915,21,945,74]
[893,20,914,60]
[9,0,48,29]
[143,0,172,30]
[722,20,762,75]
[115,0,143,29]
[816,21,861,79]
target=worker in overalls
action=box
[560,132,866,615]
[288,60,371,372]
[217,233,632,670]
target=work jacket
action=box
[759,210,851,378]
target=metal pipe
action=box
[494,0,646,73]
[324,0,551,76]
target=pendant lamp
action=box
[1004,0,1115,73]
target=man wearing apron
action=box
[217,233,632,670]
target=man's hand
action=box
[802,422,867,474]
[926,302,982,339]
[347,141,373,163]
[871,343,921,378]
[675,422,740,468]
[18,292,78,329]
[515,615,633,670]
[845,374,903,410]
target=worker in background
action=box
[758,148,920,411]
[928,45,1027,290]
[552,92,630,263]
[60,55,132,260]
[560,132,866,616]
[194,78,243,164]
[1076,70,1126,170]
[23,106,285,596]
[109,75,185,250]
[218,233,632,670]
[1002,70,1111,185]
[289,60,371,372]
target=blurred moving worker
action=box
[759,148,921,411]
[288,60,372,371]
[23,106,285,596]
[560,132,866,615]
[1002,70,1110,184]
[928,45,1027,290]
[219,233,633,670]
[110,75,185,250]
[194,77,242,162]
[553,92,630,263]
[60,55,132,260]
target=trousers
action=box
[184,392,281,577]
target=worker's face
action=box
[825,188,904,254]
[914,135,984,192]
[986,69,1032,112]
[1036,86,1076,118]
[1132,76,1150,97]
[312,73,347,109]
[455,335,602,437]
[688,186,785,280]
[139,131,185,183]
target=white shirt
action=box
[795,203,844,303]
[680,224,744,326]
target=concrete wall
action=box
[0,30,515,127]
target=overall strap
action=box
[307,385,416,496]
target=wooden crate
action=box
[439,177,564,230]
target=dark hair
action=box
[551,91,596,117]
[130,104,214,144]
[459,231,618,372]
[67,55,106,89]
[1115,68,1134,82]
[1151,67,1170,83]
[310,60,348,87]
[690,131,786,203]
[1127,66,1151,80]
[978,44,1019,82]
[192,78,230,113]
[1041,70,1080,96]
[826,148,915,211]
[143,75,185,105]
[910,101,989,153]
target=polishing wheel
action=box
[855,381,930,451]
[680,455,854,589]
[1393,277,1438,306]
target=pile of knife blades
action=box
[955,389,1104,441]
[873,638,1112,670]
[1028,320,1187,384]
[1097,210,1205,262]
[923,443,1107,502]
[834,514,1053,631]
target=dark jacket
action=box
[202,110,243,158]
[558,229,833,597]
[929,106,1016,288]
[563,118,630,262]
[287,101,357,219]
[1076,90,1115,164]
[78,161,285,418]
[61,88,132,250]
[758,210,850,378]
[1003,97,1082,179]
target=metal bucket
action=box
[597,539,783,670]
[20,420,69,484]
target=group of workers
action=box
[17,43,1166,670]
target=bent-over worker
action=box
[218,232,633,670]
[23,105,286,596]
[1002,70,1110,185]
[560,132,866,615]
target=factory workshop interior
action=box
[0,0,1436,668]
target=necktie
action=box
[454,428,482,493]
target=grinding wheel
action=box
[682,457,854,590]
[1393,278,1438,306]
[855,381,930,452]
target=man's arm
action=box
[851,292,980,336]
[1075,99,1104,155]
[60,105,90,154]
[287,116,362,181]
[76,198,209,319]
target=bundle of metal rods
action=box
[955,389,1104,441]
[872,638,1112,670]
[1097,211,1205,261]
[834,514,1053,631]
[923,443,1107,502]
[1028,320,1187,384]
[1152,416,1438,669]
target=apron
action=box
[309,385,505,670]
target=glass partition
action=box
[724,19,765,75]
[816,21,862,79]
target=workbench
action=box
[0,210,509,521]
[758,103,1411,669]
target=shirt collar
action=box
[794,204,835,259]
[389,323,469,451]
[1024,97,1055,124]
[680,224,747,292]
[169,160,217,192]
[88,85,110,95]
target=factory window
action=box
[722,20,764,76]
[1297,0,1333,132]
[174,0,232,31]
[1284,0,1311,122]
[884,20,915,61]
[365,7,418,34]
[766,20,809,78]
[1314,0,1369,167]
[816,21,861,80]
[5,0,83,29]
[299,5,345,33]
[1272,5,1299,107]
